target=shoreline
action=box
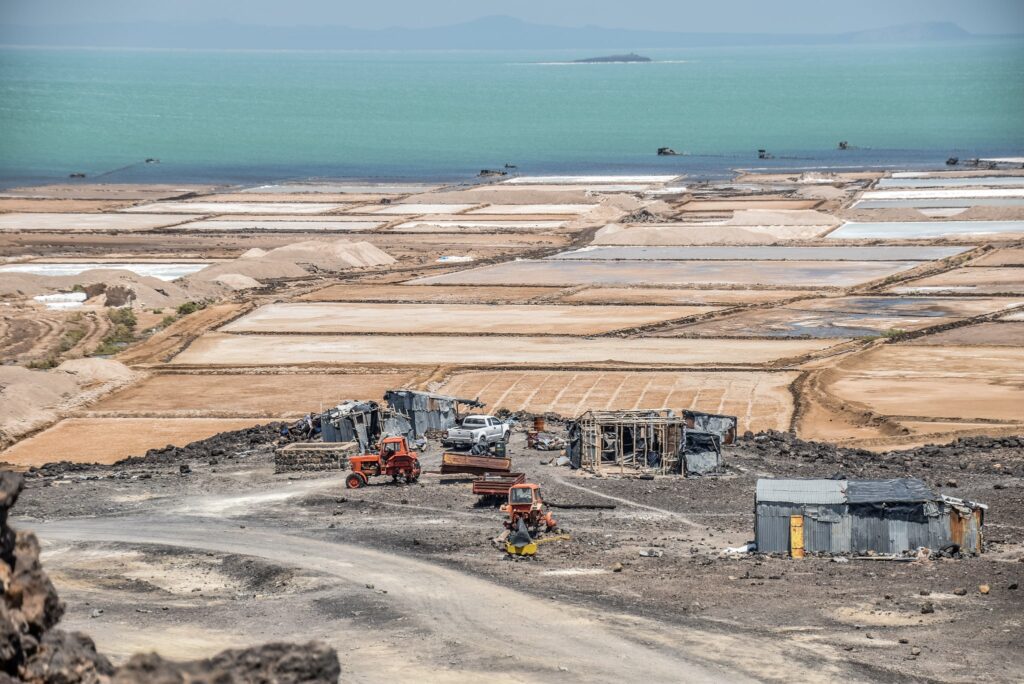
[3,148,1023,190]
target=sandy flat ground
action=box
[552,245,967,261]
[559,287,810,305]
[0,418,265,466]
[467,204,598,215]
[905,321,1024,346]
[185,214,385,222]
[0,198,141,213]
[168,219,385,232]
[192,193,369,203]
[121,202,346,214]
[592,224,831,245]
[826,345,1024,422]
[391,220,567,232]
[679,200,820,212]
[891,267,1024,294]
[299,284,565,303]
[969,248,1024,266]
[242,182,442,194]
[409,259,926,288]
[87,372,421,417]
[0,213,194,232]
[171,332,841,367]
[0,184,219,200]
[434,370,798,430]
[220,302,714,335]
[371,204,478,215]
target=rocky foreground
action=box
[0,472,340,683]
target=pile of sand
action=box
[795,185,848,200]
[214,274,263,290]
[189,239,395,283]
[725,209,840,227]
[0,358,139,451]
[0,270,225,308]
[261,240,395,269]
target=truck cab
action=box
[442,414,510,450]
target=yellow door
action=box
[790,514,805,558]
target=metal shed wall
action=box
[384,390,460,438]
[755,502,851,554]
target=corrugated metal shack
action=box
[321,400,414,451]
[383,390,484,438]
[566,409,725,476]
[322,401,381,451]
[755,478,987,556]
[684,410,738,446]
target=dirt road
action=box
[29,477,860,684]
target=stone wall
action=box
[274,442,355,473]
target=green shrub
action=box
[176,301,206,315]
[107,307,137,328]
[92,307,139,356]
[58,328,86,353]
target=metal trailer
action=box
[754,478,987,556]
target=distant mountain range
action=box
[0,16,1012,50]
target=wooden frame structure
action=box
[575,409,686,475]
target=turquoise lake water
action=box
[1,42,1022,183]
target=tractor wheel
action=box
[345,473,365,489]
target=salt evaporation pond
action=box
[828,221,1024,239]
[0,262,208,280]
[550,246,969,261]
[877,176,1024,188]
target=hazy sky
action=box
[3,0,1023,34]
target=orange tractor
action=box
[345,436,421,489]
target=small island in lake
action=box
[573,53,652,63]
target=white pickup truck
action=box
[442,415,510,450]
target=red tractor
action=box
[345,436,421,489]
